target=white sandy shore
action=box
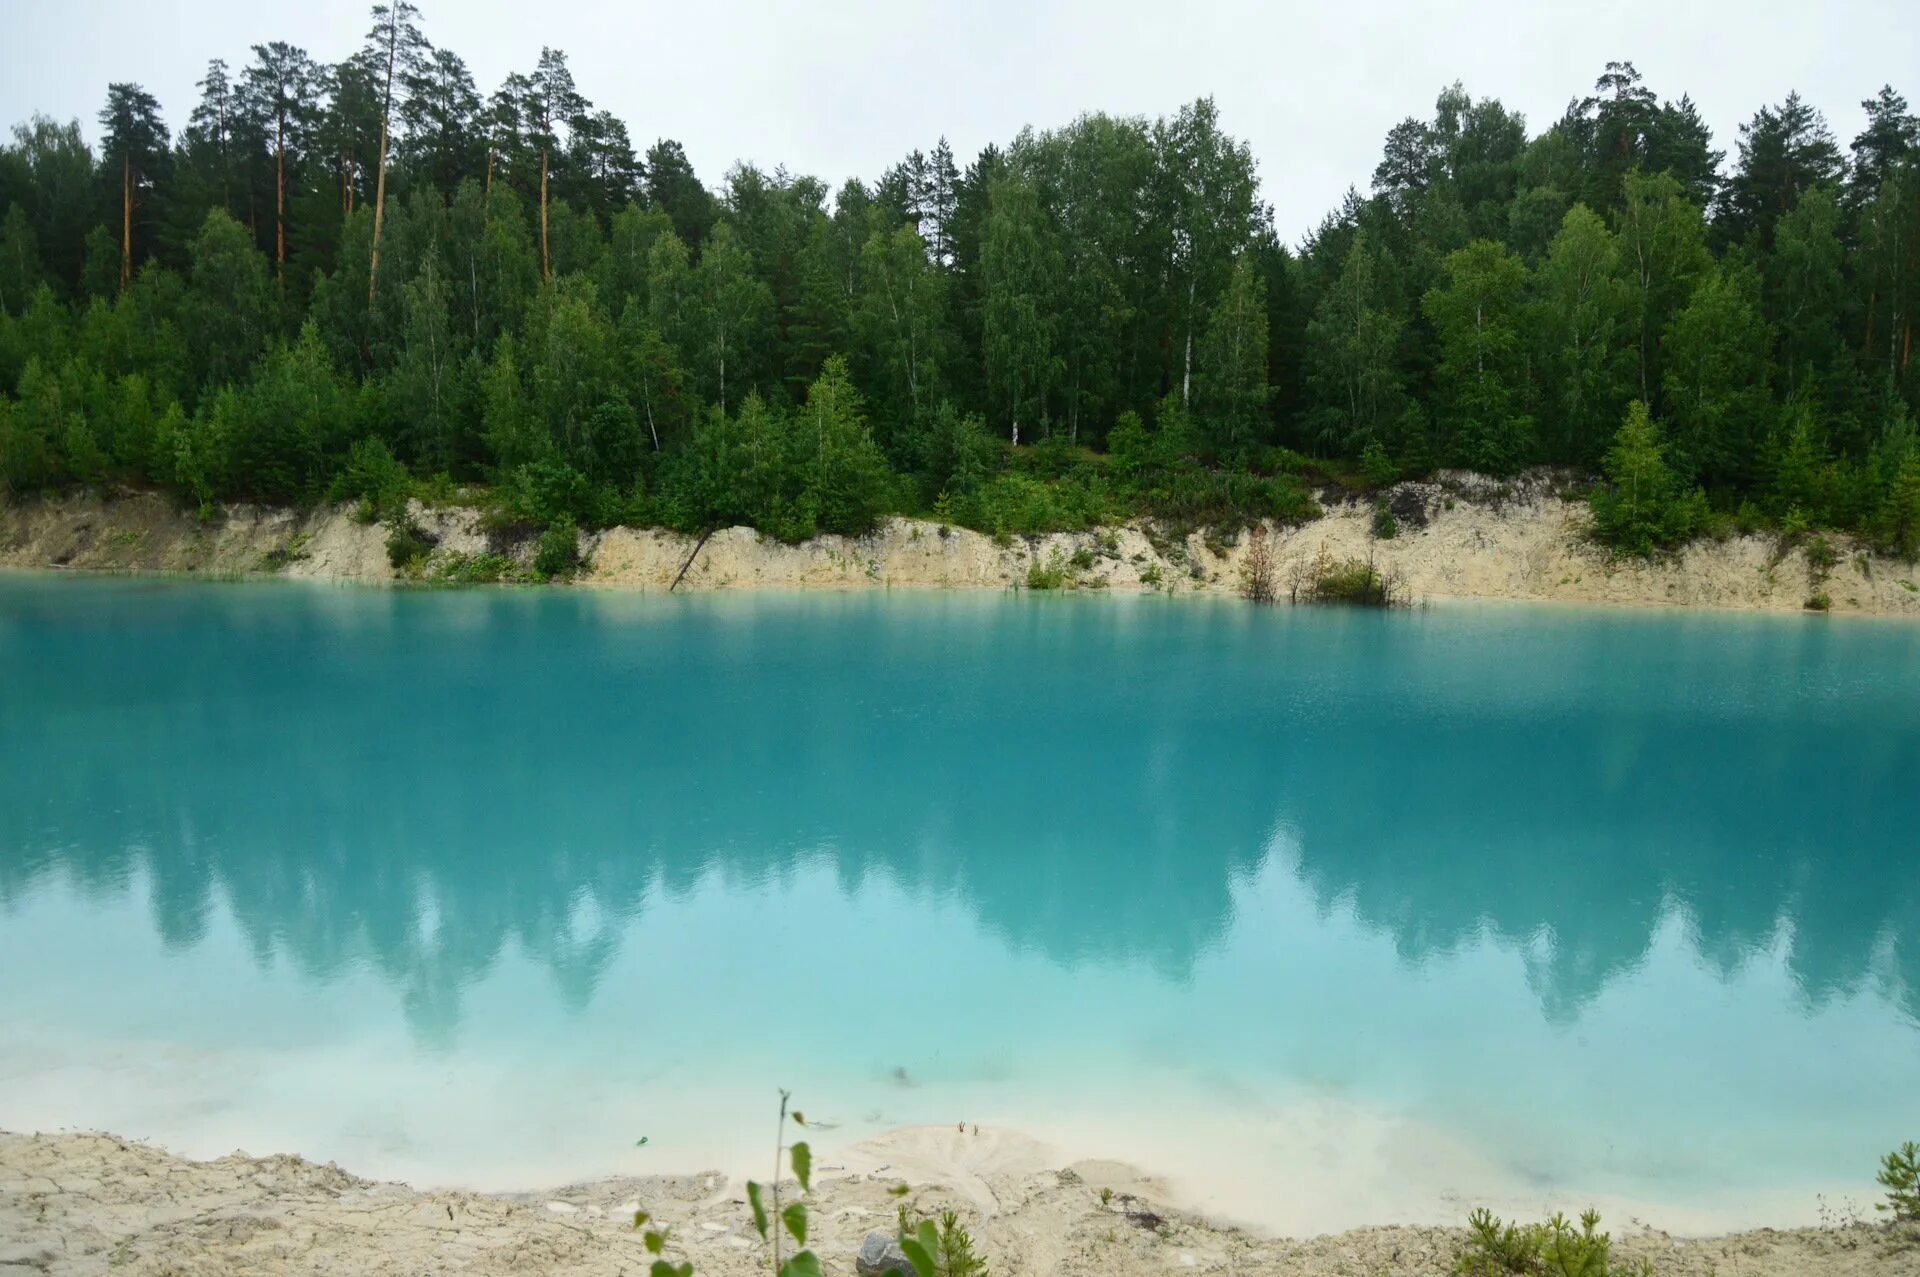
[3,1126,1915,1276]
[4,472,1918,614]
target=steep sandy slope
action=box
[4,477,1917,614]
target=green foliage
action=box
[0,46,1914,564]
[1360,439,1399,488]
[1298,545,1403,606]
[1423,239,1535,475]
[1372,502,1399,539]
[1879,1141,1920,1222]
[1661,264,1768,488]
[1589,401,1707,556]
[433,551,520,584]
[738,1093,825,1277]
[1195,255,1271,460]
[492,456,609,529]
[1306,232,1405,456]
[1875,448,1920,561]
[336,436,412,523]
[1025,550,1071,590]
[1456,1206,1652,1277]
[1238,524,1276,601]
[1310,559,1395,606]
[386,519,432,570]
[1535,203,1631,465]
[533,519,580,579]
[887,1209,987,1277]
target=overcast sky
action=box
[9,0,1918,242]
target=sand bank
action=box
[4,473,1918,614]
[3,1127,1913,1276]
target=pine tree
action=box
[97,84,170,291]
[1591,400,1702,555]
[363,2,428,308]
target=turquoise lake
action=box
[2,575,1917,1232]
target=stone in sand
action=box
[855,1231,918,1277]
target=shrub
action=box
[334,436,411,524]
[1026,550,1071,590]
[1879,1141,1920,1222]
[386,519,432,571]
[1312,559,1395,605]
[1874,451,1920,561]
[497,457,597,530]
[1456,1207,1651,1277]
[894,1209,987,1277]
[1804,592,1832,612]
[534,520,581,579]
[412,470,461,508]
[1372,501,1399,539]
[1361,439,1400,489]
[1239,524,1276,603]
[434,552,519,584]
[956,471,1119,536]
[1292,545,1404,607]
[1135,467,1318,536]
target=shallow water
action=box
[2,576,1917,1231]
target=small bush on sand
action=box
[434,552,520,584]
[386,518,432,571]
[534,520,581,580]
[1239,524,1276,602]
[1289,544,1405,607]
[335,437,412,524]
[1026,550,1071,590]
[1361,440,1400,489]
[1456,1207,1651,1277]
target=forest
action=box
[1,4,1917,560]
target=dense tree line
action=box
[0,16,1917,554]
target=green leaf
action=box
[791,1110,805,1126]
[778,1251,823,1277]
[632,1209,650,1230]
[780,1201,808,1245]
[899,1236,937,1277]
[790,1141,812,1193]
[747,1180,768,1239]
[650,1262,692,1277]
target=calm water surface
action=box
[2,576,1917,1231]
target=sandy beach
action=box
[3,1126,1915,1276]
[4,472,1919,614]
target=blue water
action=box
[2,576,1917,1231]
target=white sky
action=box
[9,0,1918,243]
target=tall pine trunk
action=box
[119,155,132,291]
[539,145,551,279]
[274,114,286,281]
[368,33,397,310]
[1181,271,1196,408]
